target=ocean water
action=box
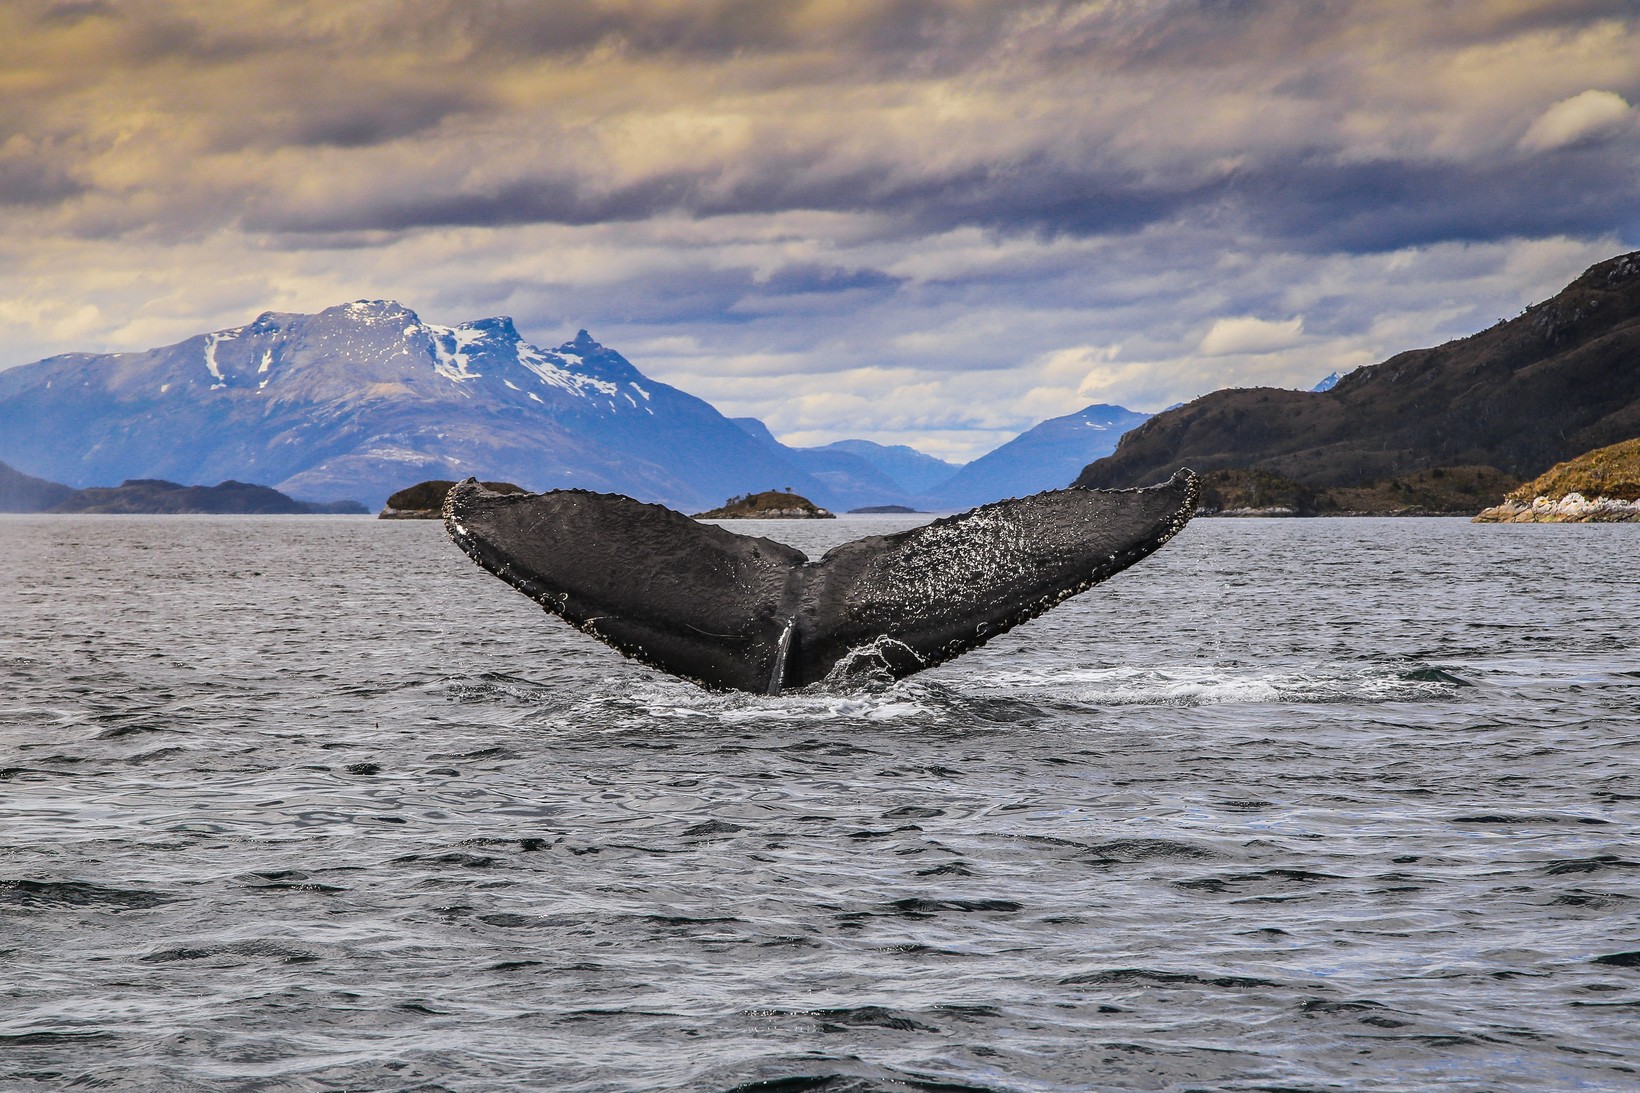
[1,513,1636,1092]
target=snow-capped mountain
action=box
[0,301,827,511]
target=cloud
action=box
[1,1,1638,462]
[1198,316,1306,356]
[1518,89,1632,152]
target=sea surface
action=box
[1,513,1636,1092]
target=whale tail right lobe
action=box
[789,469,1200,688]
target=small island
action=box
[694,490,835,519]
[1474,439,1640,522]
[849,504,922,514]
[380,479,527,519]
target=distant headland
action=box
[0,461,364,514]
[1474,439,1640,523]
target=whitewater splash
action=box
[442,661,1472,730]
[967,663,1471,708]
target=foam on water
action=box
[974,662,1472,707]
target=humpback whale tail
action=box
[445,470,1199,694]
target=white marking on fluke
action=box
[768,617,796,696]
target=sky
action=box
[2,1,1638,461]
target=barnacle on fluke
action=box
[444,471,1198,694]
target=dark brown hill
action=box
[1075,251,1640,490]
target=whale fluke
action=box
[444,470,1198,694]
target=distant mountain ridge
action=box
[732,409,1153,509]
[729,418,921,511]
[807,439,959,495]
[921,404,1151,509]
[1076,250,1640,491]
[0,299,1155,513]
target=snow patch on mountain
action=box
[516,344,619,400]
[203,332,232,387]
[429,324,485,382]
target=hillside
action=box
[0,303,830,512]
[1504,436,1640,502]
[1195,465,1522,516]
[1075,251,1640,490]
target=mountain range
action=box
[20,242,1627,518]
[0,301,1151,512]
[1076,250,1640,493]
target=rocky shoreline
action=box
[1471,438,1640,523]
[1473,493,1640,523]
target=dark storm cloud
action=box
[250,146,1207,241]
[278,87,488,150]
[247,174,694,234]
[445,0,1027,70]
[514,261,904,332]
[545,265,772,328]
[250,136,1639,261]
[0,147,84,207]
[758,263,902,296]
[36,1,114,24]
[8,0,1640,254]
[1237,143,1640,254]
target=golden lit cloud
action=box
[1197,316,1306,357]
[1519,89,1632,151]
[0,1,1635,458]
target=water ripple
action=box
[0,514,1636,1091]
